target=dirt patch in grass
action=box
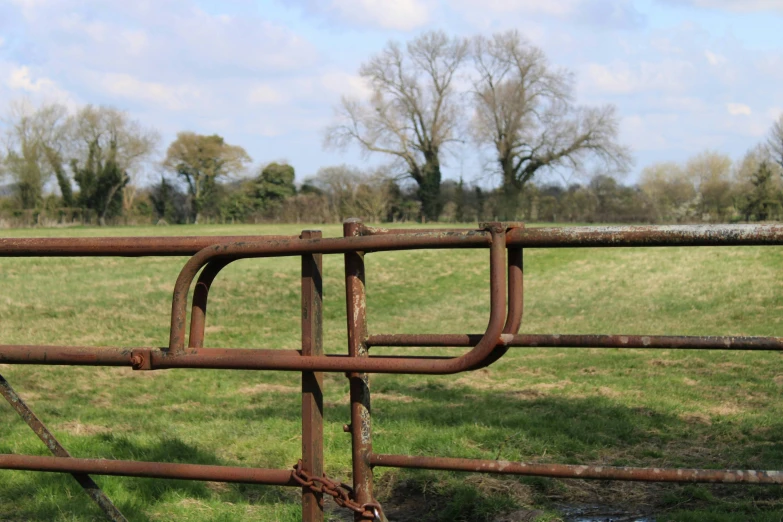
[648,359,680,367]
[205,481,231,493]
[238,383,299,395]
[163,400,203,412]
[530,380,571,392]
[372,392,418,403]
[357,476,542,522]
[679,412,712,425]
[709,403,743,416]
[58,421,124,435]
[579,367,606,376]
[595,386,623,399]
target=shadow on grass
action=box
[235,382,783,519]
[3,387,783,521]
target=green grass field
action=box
[1,223,782,521]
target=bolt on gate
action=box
[1,221,783,521]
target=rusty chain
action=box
[292,460,384,520]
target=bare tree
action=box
[1,101,70,208]
[354,172,392,223]
[308,165,363,222]
[163,132,251,223]
[471,31,631,219]
[685,150,734,222]
[639,162,696,222]
[325,31,468,221]
[307,165,391,222]
[767,114,783,169]
[69,105,159,225]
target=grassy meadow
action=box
[0,223,782,521]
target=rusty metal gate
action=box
[1,220,783,521]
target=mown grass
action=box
[0,223,782,521]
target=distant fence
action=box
[2,222,783,521]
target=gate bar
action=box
[344,220,377,522]
[0,235,294,257]
[301,230,324,522]
[369,454,783,484]
[3,334,783,372]
[0,454,299,484]
[366,334,783,350]
[3,225,783,258]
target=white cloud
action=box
[455,0,582,16]
[120,29,148,56]
[727,103,752,116]
[306,0,431,30]
[582,59,694,94]
[451,0,645,29]
[5,65,71,100]
[7,66,50,92]
[704,50,726,65]
[1,63,77,107]
[319,72,371,99]
[99,73,201,110]
[659,0,783,13]
[248,84,287,105]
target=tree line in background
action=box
[1,30,783,227]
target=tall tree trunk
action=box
[498,159,520,221]
[417,156,442,221]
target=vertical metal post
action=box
[301,230,324,522]
[343,219,376,521]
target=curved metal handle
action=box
[187,258,237,349]
[166,227,508,374]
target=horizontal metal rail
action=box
[369,454,783,484]
[0,455,298,485]
[3,224,783,258]
[3,333,783,371]
[0,235,295,257]
[367,333,783,350]
[505,224,783,248]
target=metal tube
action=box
[3,224,782,259]
[507,224,783,248]
[0,236,295,257]
[301,230,324,522]
[167,228,508,374]
[344,220,376,521]
[0,375,127,521]
[358,225,475,236]
[365,334,783,350]
[369,454,783,484]
[189,259,236,348]
[0,346,304,366]
[472,227,525,370]
[0,454,299,485]
[5,332,782,373]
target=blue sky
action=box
[1,0,781,187]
